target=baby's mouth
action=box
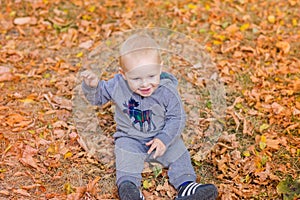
[139,88,151,94]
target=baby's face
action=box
[120,55,161,97]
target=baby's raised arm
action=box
[80,70,99,88]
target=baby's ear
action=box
[119,67,126,80]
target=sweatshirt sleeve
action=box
[81,74,120,106]
[155,86,186,147]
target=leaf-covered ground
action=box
[0,0,299,199]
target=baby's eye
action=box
[149,75,156,78]
[132,78,140,81]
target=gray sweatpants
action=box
[115,136,196,189]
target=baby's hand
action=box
[146,138,166,159]
[80,70,99,88]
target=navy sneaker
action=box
[175,182,218,200]
[118,181,145,200]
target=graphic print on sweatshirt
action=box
[123,97,157,132]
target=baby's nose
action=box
[140,79,148,86]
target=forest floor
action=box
[0,0,299,199]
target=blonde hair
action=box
[119,34,161,70]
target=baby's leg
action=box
[168,151,197,189]
[115,137,147,187]
[168,151,218,199]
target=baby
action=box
[81,34,218,200]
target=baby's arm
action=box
[81,70,115,106]
[81,70,99,88]
[155,88,186,149]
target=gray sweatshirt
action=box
[82,72,186,148]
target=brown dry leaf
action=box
[0,50,24,63]
[221,41,240,53]
[79,40,94,49]
[293,108,300,115]
[0,66,11,74]
[0,66,14,82]
[86,176,101,195]
[22,184,41,190]
[14,17,37,25]
[19,145,39,170]
[293,80,300,92]
[52,95,72,110]
[266,139,281,150]
[0,190,10,196]
[271,102,285,115]
[14,119,33,128]
[67,189,85,200]
[12,188,31,197]
[275,41,290,54]
[5,113,26,127]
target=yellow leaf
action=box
[46,144,57,154]
[259,142,266,150]
[259,124,269,132]
[213,40,223,45]
[240,23,250,31]
[0,168,7,173]
[261,135,267,143]
[19,98,35,104]
[88,5,96,12]
[292,18,298,26]
[64,182,74,194]
[82,15,91,21]
[64,152,73,159]
[243,150,251,157]
[43,73,51,79]
[268,15,276,23]
[245,174,251,183]
[187,3,197,9]
[76,52,84,57]
[259,135,267,150]
[205,4,210,11]
[4,144,12,154]
[9,11,16,17]
[143,180,152,189]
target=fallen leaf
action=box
[267,15,276,23]
[266,139,280,150]
[79,40,93,49]
[13,189,31,197]
[143,180,152,189]
[271,102,284,114]
[276,41,290,54]
[259,124,270,133]
[0,190,10,196]
[64,152,73,159]
[19,145,39,169]
[0,66,14,82]
[14,17,31,25]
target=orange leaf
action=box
[19,145,39,169]
[271,102,284,114]
[6,113,26,127]
[14,17,37,25]
[0,72,14,82]
[0,190,10,196]
[276,41,290,54]
[13,189,31,197]
[266,139,280,150]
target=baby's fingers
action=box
[80,70,89,78]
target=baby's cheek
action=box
[128,82,138,91]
